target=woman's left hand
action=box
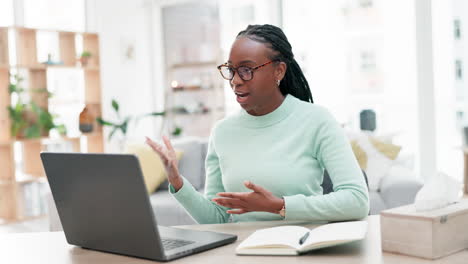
[212,181,284,214]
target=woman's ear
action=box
[275,61,287,82]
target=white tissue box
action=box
[380,198,468,259]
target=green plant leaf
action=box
[14,74,24,82]
[172,126,182,136]
[81,51,92,57]
[96,117,116,127]
[24,124,41,138]
[111,99,119,113]
[146,111,166,116]
[119,117,131,135]
[55,124,67,135]
[108,127,118,141]
[38,108,55,131]
[134,111,166,126]
[120,122,128,135]
[30,102,40,113]
[8,84,16,94]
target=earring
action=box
[277,80,281,86]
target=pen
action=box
[299,231,310,245]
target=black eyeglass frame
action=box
[217,60,278,81]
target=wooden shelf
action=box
[0,140,11,146]
[84,71,101,104]
[16,28,38,66]
[0,144,14,181]
[172,87,215,93]
[10,64,100,71]
[0,69,10,142]
[8,131,102,143]
[59,32,76,66]
[170,61,218,69]
[15,64,46,69]
[83,33,100,67]
[0,27,9,67]
[0,27,104,222]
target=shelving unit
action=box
[166,62,225,137]
[161,2,225,138]
[0,26,104,222]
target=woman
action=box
[146,24,369,224]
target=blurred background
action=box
[0,0,467,230]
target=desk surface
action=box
[0,215,467,264]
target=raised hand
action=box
[212,181,284,215]
[145,135,183,191]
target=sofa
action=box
[47,136,423,231]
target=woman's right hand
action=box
[145,136,183,192]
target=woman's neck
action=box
[247,92,285,116]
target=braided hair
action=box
[237,24,314,103]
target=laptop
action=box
[40,152,237,262]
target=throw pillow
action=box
[125,144,183,194]
[366,154,393,191]
[353,136,401,191]
[350,140,368,169]
[369,137,401,160]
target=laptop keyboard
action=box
[161,238,195,250]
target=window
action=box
[456,59,463,81]
[454,19,462,40]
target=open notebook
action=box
[236,221,367,256]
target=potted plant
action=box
[8,75,67,139]
[97,99,182,151]
[78,51,92,66]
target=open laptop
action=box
[40,152,237,262]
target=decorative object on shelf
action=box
[360,109,376,131]
[79,105,94,133]
[41,53,63,65]
[78,51,92,66]
[7,75,66,139]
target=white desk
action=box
[0,215,467,263]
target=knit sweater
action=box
[169,94,369,224]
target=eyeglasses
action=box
[217,60,277,81]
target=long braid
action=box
[237,24,314,103]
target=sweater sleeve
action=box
[169,131,231,224]
[283,109,370,221]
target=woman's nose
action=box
[230,71,243,86]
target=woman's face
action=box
[227,37,286,116]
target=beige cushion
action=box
[349,136,402,191]
[369,137,401,160]
[351,140,368,169]
[125,144,183,194]
[350,137,401,170]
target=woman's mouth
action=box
[235,92,250,104]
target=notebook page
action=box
[237,225,309,250]
[301,221,368,248]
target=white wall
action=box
[92,0,159,151]
[432,0,462,180]
[283,1,454,179]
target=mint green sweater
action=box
[169,94,369,224]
